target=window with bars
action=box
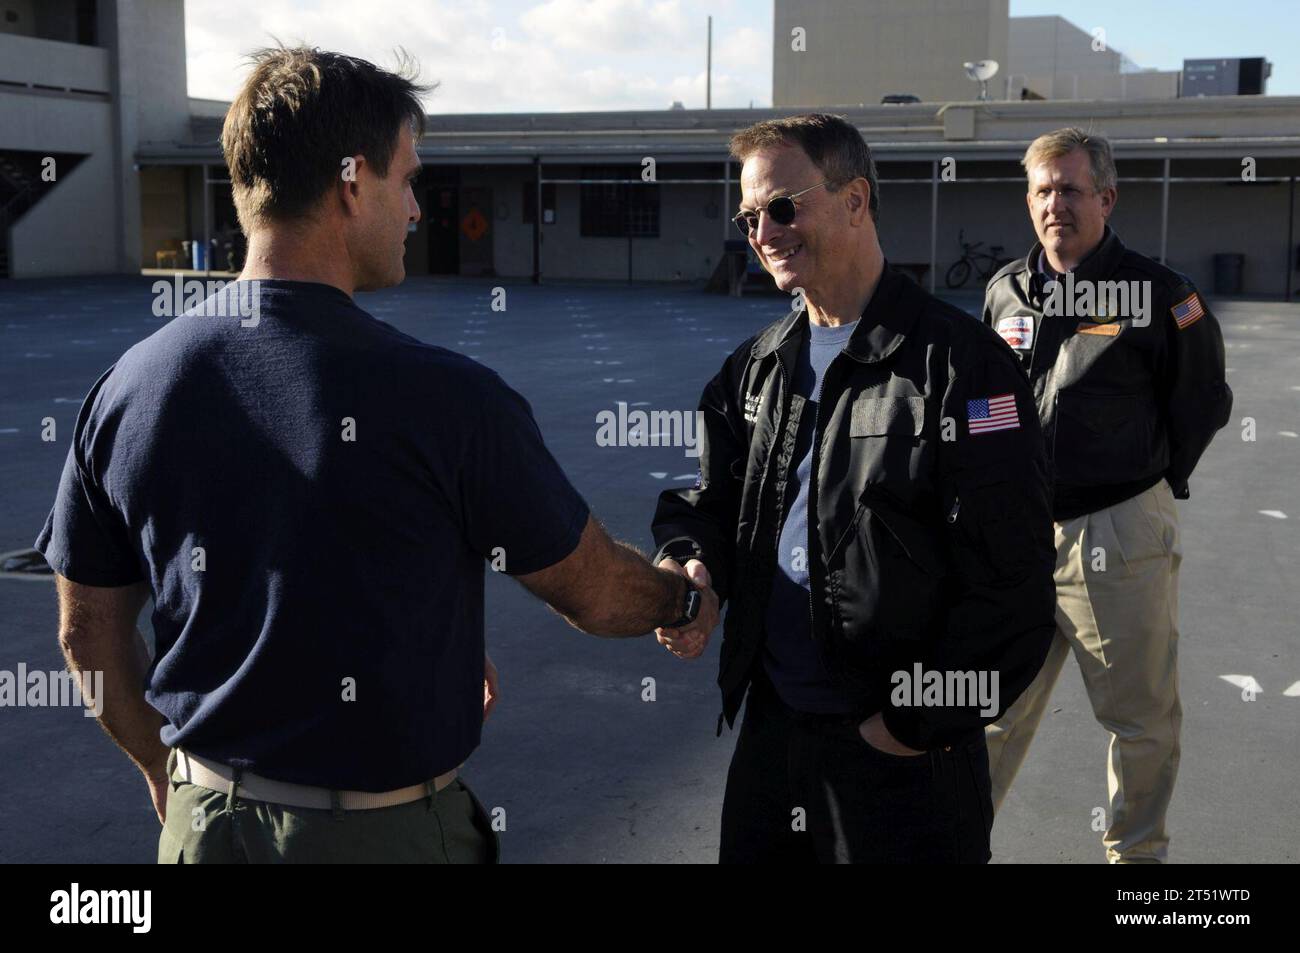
[579,167,659,238]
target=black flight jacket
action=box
[651,265,1057,751]
[983,227,1232,520]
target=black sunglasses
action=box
[732,180,828,236]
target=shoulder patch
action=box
[1171,291,1205,331]
[995,314,1034,350]
[967,393,1020,435]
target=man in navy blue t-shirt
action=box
[36,47,716,864]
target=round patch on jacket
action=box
[996,315,1034,350]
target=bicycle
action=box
[945,229,1013,289]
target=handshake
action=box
[653,557,721,660]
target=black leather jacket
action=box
[983,227,1232,520]
[651,265,1056,751]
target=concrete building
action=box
[3,0,1300,299]
[1006,15,1180,101]
[128,96,1300,299]
[0,0,189,279]
[771,1,1181,106]
[773,0,1011,108]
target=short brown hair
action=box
[729,113,880,223]
[1022,127,1117,193]
[222,45,434,232]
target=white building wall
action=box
[774,0,1010,107]
[1,92,118,277]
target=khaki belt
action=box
[171,748,458,811]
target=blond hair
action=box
[1022,127,1116,193]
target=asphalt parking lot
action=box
[1,274,1296,863]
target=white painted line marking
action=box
[1220,674,1262,694]
[53,398,78,404]
[0,428,20,434]
[672,473,695,480]
[650,472,667,479]
[1259,510,1288,519]
[1279,431,1298,438]
[617,378,635,383]
[630,401,650,407]
[1283,681,1300,697]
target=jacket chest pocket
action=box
[850,395,925,438]
[847,395,927,500]
[1053,390,1158,484]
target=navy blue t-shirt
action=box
[35,280,589,791]
[763,317,863,714]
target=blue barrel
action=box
[192,240,207,271]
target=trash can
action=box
[191,239,207,272]
[1213,253,1244,296]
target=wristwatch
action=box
[666,581,701,629]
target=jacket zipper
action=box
[807,354,839,646]
[719,351,790,737]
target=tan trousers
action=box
[985,479,1183,863]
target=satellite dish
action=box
[964,60,999,82]
[963,59,1000,100]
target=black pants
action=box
[719,674,993,864]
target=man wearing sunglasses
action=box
[651,113,1057,863]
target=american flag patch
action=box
[967,393,1020,435]
[1172,292,1204,330]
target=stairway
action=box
[0,151,86,278]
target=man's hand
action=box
[484,651,499,722]
[858,712,926,756]
[654,558,719,659]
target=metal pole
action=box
[929,159,938,293]
[203,164,211,276]
[1159,157,1170,264]
[706,16,712,110]
[532,156,541,284]
[722,159,733,241]
[1287,174,1296,300]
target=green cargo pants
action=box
[157,751,500,864]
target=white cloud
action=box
[184,0,771,112]
[519,0,688,52]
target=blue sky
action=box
[184,0,1298,111]
[1011,0,1297,94]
